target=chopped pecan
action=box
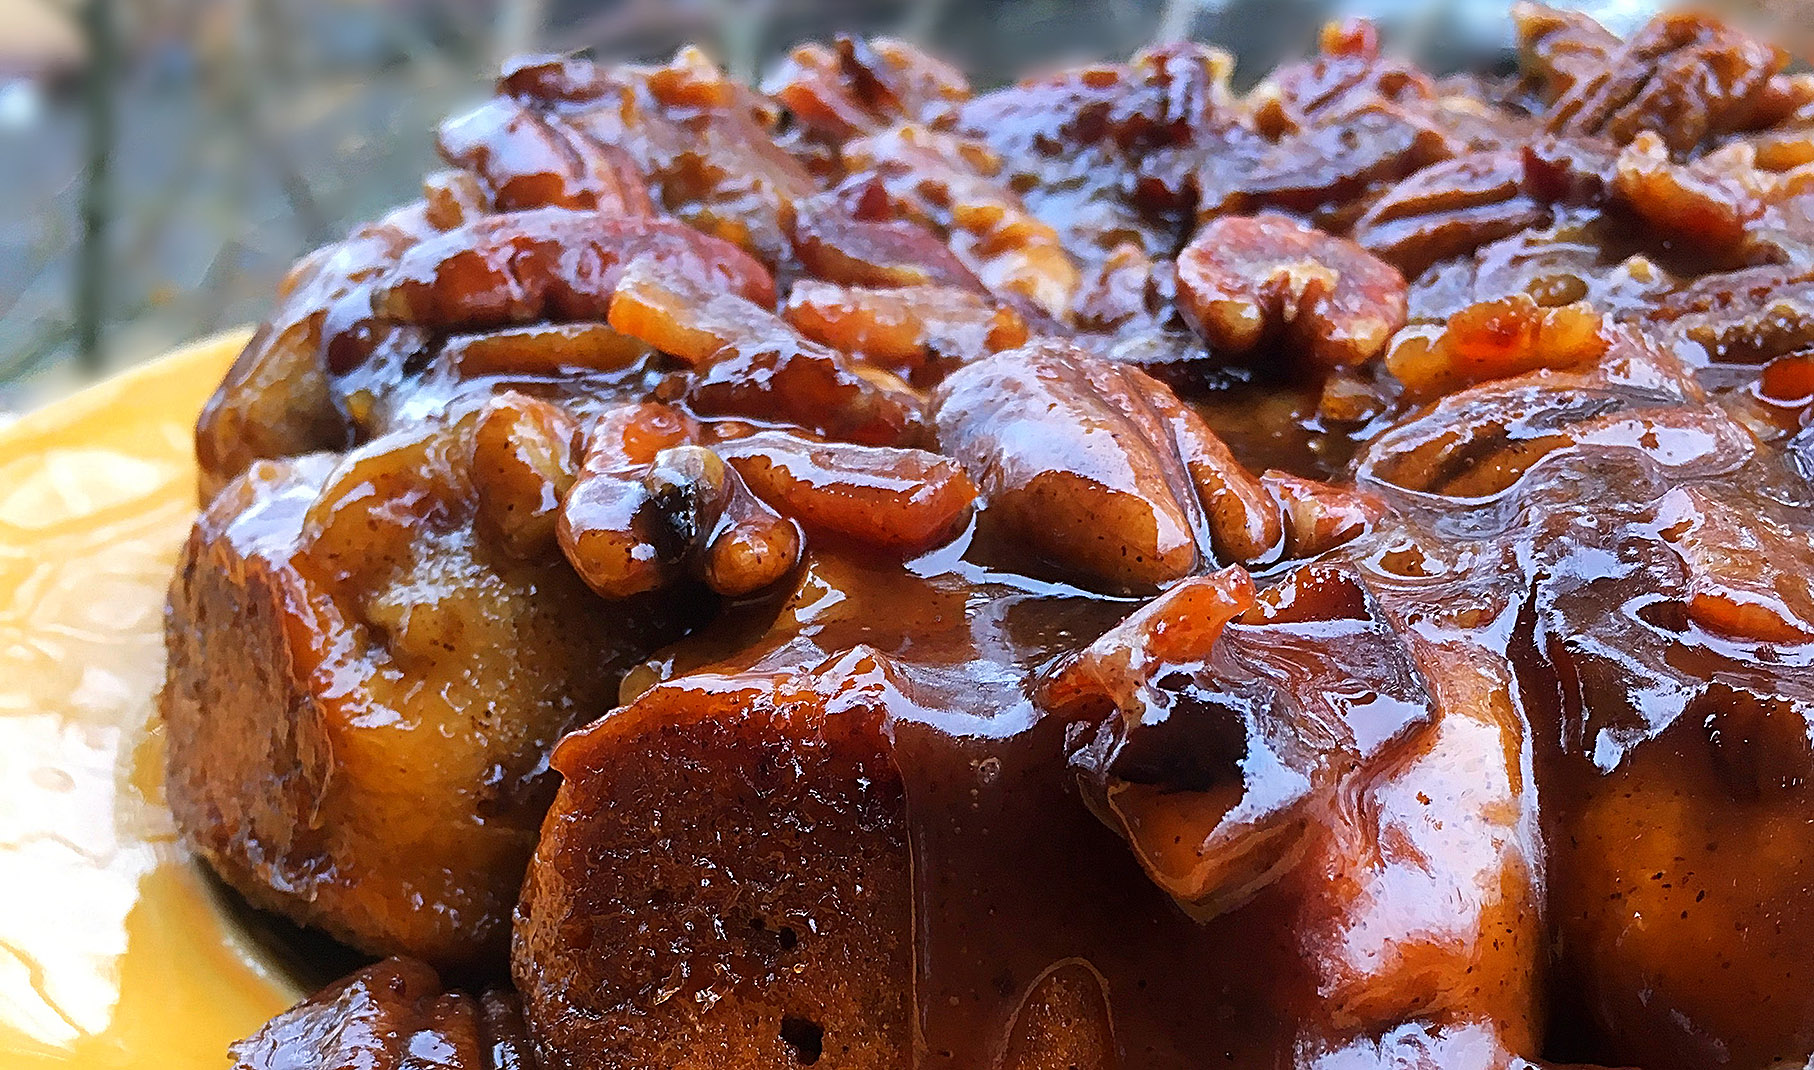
[1514,2,1623,105]
[603,262,931,447]
[1744,119,1814,172]
[555,403,696,599]
[1261,470,1387,558]
[1519,134,1618,206]
[325,211,775,373]
[1177,213,1408,369]
[635,49,824,265]
[1426,75,1540,152]
[441,322,650,378]
[485,48,818,267]
[1202,21,1528,223]
[935,343,1199,590]
[606,259,782,364]
[651,445,806,598]
[1201,106,1455,219]
[688,335,929,448]
[1252,20,1434,135]
[843,123,1081,319]
[1385,294,1609,403]
[1617,136,1814,264]
[783,280,1026,380]
[1165,392,1291,565]
[714,431,977,556]
[559,404,970,594]
[494,53,615,103]
[437,93,654,215]
[1352,151,1551,277]
[789,190,983,291]
[1040,566,1257,720]
[1071,243,1176,332]
[1317,369,1390,426]
[1361,378,1753,501]
[421,169,490,231]
[933,342,1281,591]
[1410,211,1680,323]
[955,42,1238,257]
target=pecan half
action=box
[1177,213,1408,369]
[1643,265,1814,365]
[1656,485,1814,644]
[933,342,1281,591]
[557,404,802,599]
[715,431,977,557]
[1517,4,1789,154]
[325,210,775,373]
[1352,151,1551,277]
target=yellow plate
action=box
[0,332,300,1070]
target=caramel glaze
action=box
[537,318,1814,1068]
[183,5,1814,1069]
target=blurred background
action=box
[3,0,1782,413]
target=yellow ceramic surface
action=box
[0,331,301,1070]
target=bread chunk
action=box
[513,662,914,1069]
[231,958,535,1069]
[164,416,678,969]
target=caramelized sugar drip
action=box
[179,4,1814,1069]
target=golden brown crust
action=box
[163,459,346,936]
